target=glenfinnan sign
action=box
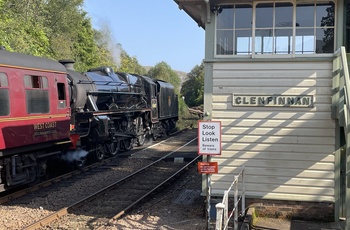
[233,94,314,107]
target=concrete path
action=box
[253,217,345,230]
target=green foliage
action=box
[147,62,181,94]
[44,0,87,61]
[0,0,115,71]
[146,62,199,130]
[71,17,99,71]
[176,98,199,130]
[181,62,204,107]
[118,49,146,75]
[0,0,51,56]
[93,27,118,70]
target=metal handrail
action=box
[333,47,350,228]
[215,166,245,230]
[333,47,350,128]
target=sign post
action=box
[198,121,221,230]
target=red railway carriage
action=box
[0,49,70,189]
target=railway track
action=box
[0,129,187,205]
[0,163,95,205]
[26,138,199,229]
[0,128,199,229]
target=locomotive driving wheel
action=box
[75,157,86,169]
[135,117,146,147]
[137,134,146,146]
[121,138,133,151]
[94,144,105,161]
[105,142,119,156]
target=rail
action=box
[215,166,245,230]
[24,137,199,229]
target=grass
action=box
[176,100,201,130]
[176,111,199,130]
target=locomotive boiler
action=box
[0,49,178,191]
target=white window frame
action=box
[214,0,336,58]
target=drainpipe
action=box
[204,0,211,23]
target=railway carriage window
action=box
[0,72,8,87]
[215,0,335,56]
[24,75,48,88]
[57,83,66,108]
[24,75,49,114]
[0,73,9,116]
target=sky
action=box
[83,1,205,73]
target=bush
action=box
[176,98,200,130]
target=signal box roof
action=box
[173,0,206,28]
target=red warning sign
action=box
[198,162,218,174]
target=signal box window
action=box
[215,1,335,56]
[57,83,66,108]
[0,73,9,116]
[24,75,49,114]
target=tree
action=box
[0,0,51,56]
[180,63,204,107]
[71,16,100,71]
[43,0,106,70]
[320,4,335,53]
[118,49,146,75]
[0,0,149,74]
[147,62,181,93]
[0,0,120,71]
[44,0,86,60]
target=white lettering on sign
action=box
[232,94,313,107]
[198,121,221,155]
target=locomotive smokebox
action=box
[59,59,76,71]
[60,59,97,114]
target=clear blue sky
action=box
[83,1,205,73]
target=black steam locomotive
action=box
[0,49,178,190]
[64,60,178,165]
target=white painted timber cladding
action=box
[210,61,335,202]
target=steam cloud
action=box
[95,20,122,68]
[61,149,88,163]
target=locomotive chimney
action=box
[59,59,75,71]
